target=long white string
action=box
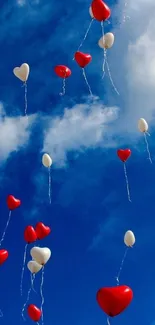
[24,82,28,116]
[101,21,106,76]
[82,68,93,97]
[59,78,66,96]
[121,0,130,25]
[20,243,28,296]
[144,132,152,164]
[31,273,37,293]
[73,19,94,59]
[105,58,120,95]
[107,317,111,325]
[40,267,45,325]
[115,247,129,285]
[0,211,12,247]
[21,275,34,321]
[123,163,131,202]
[48,167,52,204]
[0,310,3,317]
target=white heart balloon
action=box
[138,118,148,133]
[42,153,52,168]
[124,230,135,247]
[30,247,51,265]
[98,33,114,49]
[13,63,30,82]
[27,260,43,274]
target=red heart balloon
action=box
[24,226,37,244]
[96,285,133,317]
[0,249,8,265]
[74,51,92,68]
[35,222,51,240]
[27,304,42,322]
[7,195,21,210]
[117,149,131,162]
[91,0,111,21]
[54,65,71,78]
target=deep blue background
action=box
[0,0,154,325]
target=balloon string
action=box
[123,163,131,202]
[73,18,94,58]
[0,211,12,247]
[144,132,152,164]
[105,58,120,95]
[40,267,45,325]
[107,317,111,325]
[24,82,28,116]
[48,167,52,204]
[21,276,34,321]
[31,273,37,293]
[115,247,129,285]
[59,78,66,96]
[20,243,28,297]
[82,68,93,97]
[121,0,130,26]
[0,310,3,318]
[100,21,106,77]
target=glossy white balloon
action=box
[89,6,94,18]
[42,153,52,168]
[27,260,43,274]
[138,118,148,133]
[124,230,135,247]
[13,63,30,82]
[98,33,114,49]
[30,247,51,265]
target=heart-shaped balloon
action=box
[54,65,71,78]
[7,195,21,210]
[30,247,51,265]
[35,222,51,240]
[27,304,42,322]
[91,0,111,21]
[0,249,8,265]
[13,63,30,82]
[27,260,43,274]
[117,149,131,162]
[96,285,133,317]
[74,51,92,68]
[24,226,37,244]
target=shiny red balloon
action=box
[96,285,133,317]
[74,51,92,68]
[35,222,51,240]
[0,249,8,265]
[117,149,131,162]
[7,195,21,210]
[24,226,37,244]
[27,304,42,322]
[91,0,111,21]
[54,65,71,78]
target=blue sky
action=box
[0,0,155,325]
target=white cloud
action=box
[43,100,119,167]
[0,102,36,162]
[121,0,155,123]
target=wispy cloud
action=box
[0,102,36,162]
[43,99,119,167]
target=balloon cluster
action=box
[0,188,52,323]
[53,0,117,96]
[22,222,51,323]
[13,0,117,104]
